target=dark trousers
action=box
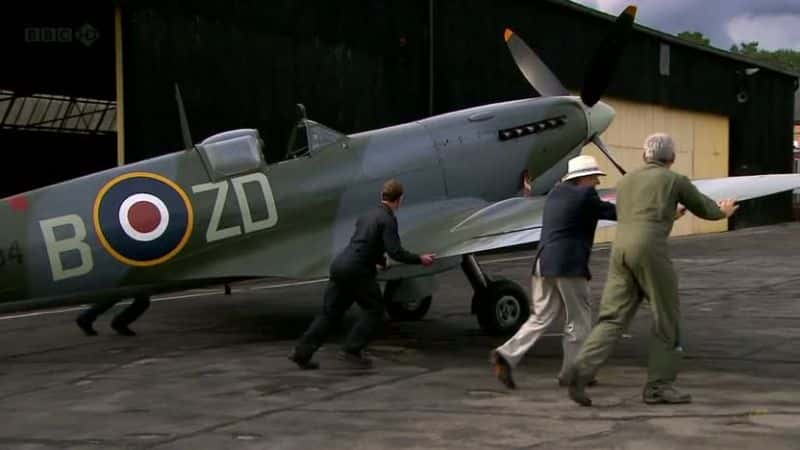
[78,295,151,326]
[295,276,384,358]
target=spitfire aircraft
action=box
[2,5,799,336]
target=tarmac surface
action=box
[1,222,800,449]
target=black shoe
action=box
[288,349,319,370]
[111,322,136,336]
[567,367,593,407]
[337,350,373,369]
[490,350,516,389]
[76,317,98,336]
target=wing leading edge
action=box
[392,173,800,265]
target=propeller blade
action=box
[504,28,570,97]
[591,135,626,175]
[580,5,637,107]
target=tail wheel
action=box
[384,280,433,321]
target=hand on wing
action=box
[674,204,687,220]
[376,255,388,271]
[420,253,436,266]
[717,198,739,217]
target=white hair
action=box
[643,133,676,163]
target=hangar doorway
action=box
[0,1,117,198]
[585,96,731,243]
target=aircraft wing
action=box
[396,196,549,259]
[386,173,800,277]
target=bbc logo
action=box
[24,23,99,47]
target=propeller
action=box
[504,29,569,97]
[580,5,637,107]
[592,135,626,175]
[504,5,637,176]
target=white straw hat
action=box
[561,155,606,182]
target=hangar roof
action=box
[551,0,799,79]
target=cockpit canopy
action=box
[285,118,348,159]
[197,128,266,180]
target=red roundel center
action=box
[128,201,161,233]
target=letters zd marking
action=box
[39,172,279,282]
[191,172,279,243]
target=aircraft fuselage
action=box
[0,95,600,311]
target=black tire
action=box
[475,279,530,336]
[384,280,433,321]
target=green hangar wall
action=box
[3,0,795,231]
[120,0,797,229]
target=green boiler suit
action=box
[574,161,726,387]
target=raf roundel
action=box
[94,172,194,266]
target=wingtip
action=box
[504,28,514,42]
[623,5,637,17]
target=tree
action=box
[677,31,710,47]
[730,41,760,56]
[730,41,800,75]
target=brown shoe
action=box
[490,350,516,389]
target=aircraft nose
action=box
[586,101,615,137]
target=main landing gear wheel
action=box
[474,279,529,336]
[461,254,529,336]
[384,280,433,321]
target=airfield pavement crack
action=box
[698,277,799,305]
[1,342,102,360]
[0,355,150,403]
[738,336,799,360]
[146,367,441,448]
[0,321,232,361]
[512,411,800,450]
[291,407,800,423]
[685,355,800,365]
[513,427,617,450]
[0,437,114,448]
[0,329,267,402]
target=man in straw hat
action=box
[567,133,739,406]
[289,179,436,370]
[490,154,617,389]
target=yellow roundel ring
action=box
[93,171,194,267]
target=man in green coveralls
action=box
[567,132,739,406]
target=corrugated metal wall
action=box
[119,0,797,228]
[121,0,430,162]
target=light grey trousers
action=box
[495,261,593,379]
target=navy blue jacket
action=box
[534,182,617,280]
[330,203,421,279]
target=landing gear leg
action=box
[461,254,529,336]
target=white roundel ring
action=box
[118,193,170,242]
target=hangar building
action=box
[2,0,797,236]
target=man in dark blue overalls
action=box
[289,179,436,369]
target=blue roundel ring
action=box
[93,172,194,266]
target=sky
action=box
[571,0,800,51]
